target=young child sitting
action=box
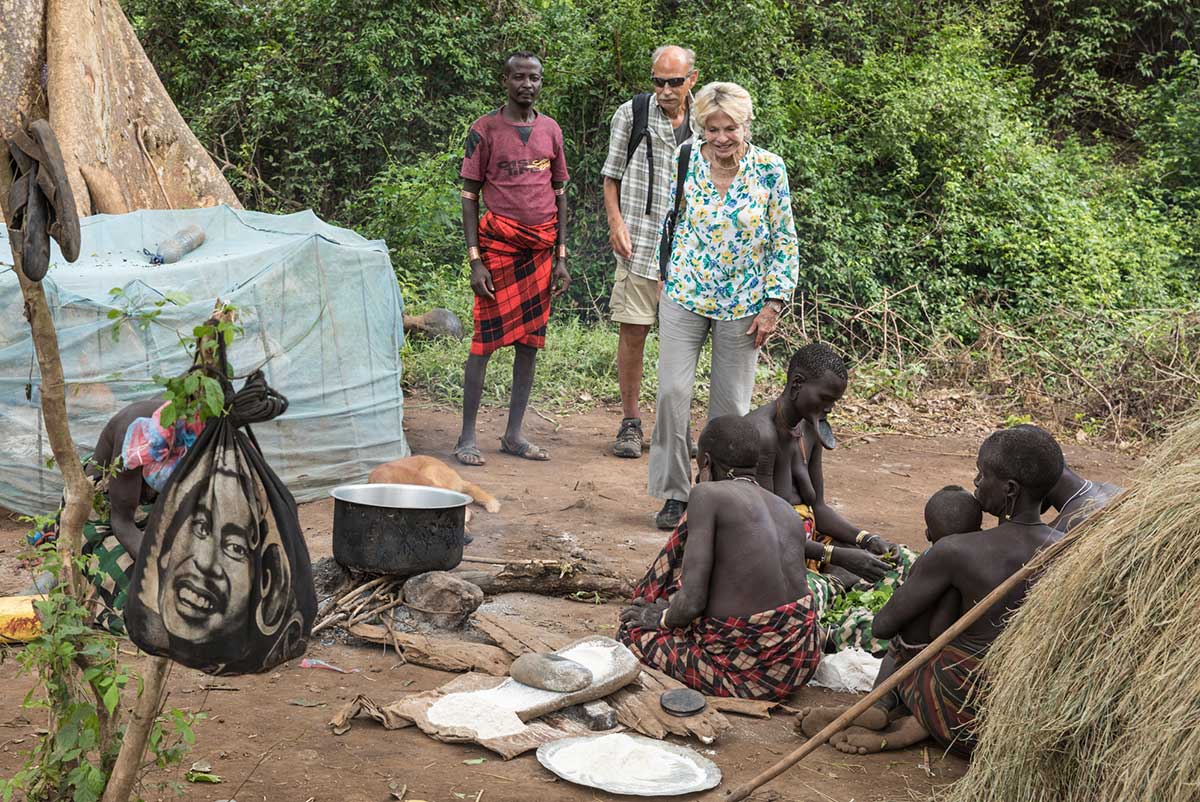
[896,485,983,649]
[797,484,983,739]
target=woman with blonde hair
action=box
[648,81,799,530]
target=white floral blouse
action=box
[658,142,800,320]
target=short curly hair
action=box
[979,425,1065,500]
[698,415,761,470]
[787,342,847,384]
[924,484,983,538]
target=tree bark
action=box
[0,0,47,140]
[99,655,170,802]
[44,0,239,214]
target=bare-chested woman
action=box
[745,343,918,653]
[618,415,890,699]
[799,425,1065,757]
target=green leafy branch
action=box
[2,525,203,801]
[154,305,243,428]
[105,288,191,342]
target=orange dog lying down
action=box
[368,455,500,513]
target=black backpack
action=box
[624,93,656,215]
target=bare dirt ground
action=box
[0,393,1138,802]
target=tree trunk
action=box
[0,154,92,597]
[0,0,48,138]
[46,0,239,214]
[3,0,238,213]
[99,656,170,802]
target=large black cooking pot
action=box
[331,484,471,575]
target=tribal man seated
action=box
[617,415,890,700]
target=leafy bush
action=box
[124,0,1199,431]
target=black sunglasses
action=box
[652,76,688,88]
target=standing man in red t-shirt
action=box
[454,51,570,466]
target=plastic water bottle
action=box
[151,224,206,264]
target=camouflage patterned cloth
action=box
[795,504,918,654]
[617,515,823,700]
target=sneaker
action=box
[655,499,687,531]
[613,418,644,458]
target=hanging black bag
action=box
[124,355,316,675]
[658,142,693,281]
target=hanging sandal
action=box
[28,120,81,263]
[4,120,80,281]
[453,444,486,467]
[499,436,550,461]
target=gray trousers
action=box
[648,296,760,502]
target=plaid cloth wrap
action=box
[31,489,145,636]
[471,210,558,356]
[617,515,823,700]
[796,504,919,655]
[896,641,986,757]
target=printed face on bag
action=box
[161,467,256,643]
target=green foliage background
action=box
[123,0,1199,423]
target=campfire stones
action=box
[401,571,484,629]
[510,653,593,693]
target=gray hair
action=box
[693,81,754,132]
[651,45,696,71]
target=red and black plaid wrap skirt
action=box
[617,516,823,701]
[471,211,557,356]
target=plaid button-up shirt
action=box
[601,95,698,280]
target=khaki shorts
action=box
[609,265,659,326]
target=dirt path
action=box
[0,396,1138,801]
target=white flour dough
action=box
[425,693,525,739]
[549,733,705,792]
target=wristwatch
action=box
[764,298,784,314]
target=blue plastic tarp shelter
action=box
[0,205,408,515]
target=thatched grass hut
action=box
[948,411,1200,802]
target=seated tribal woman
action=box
[798,425,1064,757]
[28,398,206,633]
[1022,426,1122,533]
[618,415,890,701]
[745,343,919,654]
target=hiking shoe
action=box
[655,499,687,531]
[613,418,644,458]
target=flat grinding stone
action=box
[510,652,594,693]
[660,688,707,717]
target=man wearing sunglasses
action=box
[601,45,699,460]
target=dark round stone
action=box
[660,688,707,717]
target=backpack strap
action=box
[672,142,692,218]
[658,142,693,281]
[624,93,655,215]
[624,92,652,166]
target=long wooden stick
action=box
[719,530,1081,801]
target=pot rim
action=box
[331,483,472,510]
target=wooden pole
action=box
[0,142,94,601]
[100,655,171,802]
[717,529,1081,802]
